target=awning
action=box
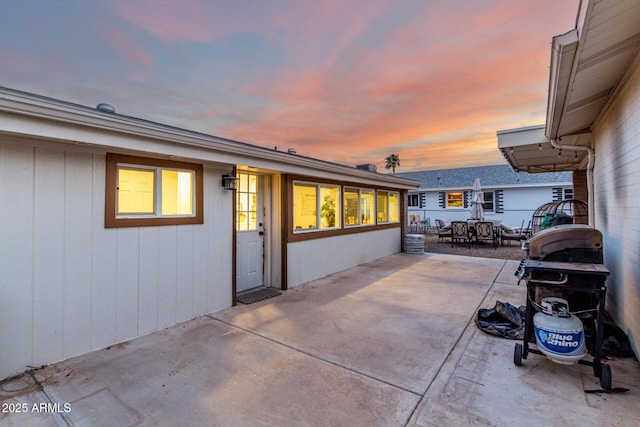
[498,0,640,174]
[497,125,590,174]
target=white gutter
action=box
[546,2,595,226]
[550,137,594,226]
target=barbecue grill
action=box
[514,224,612,389]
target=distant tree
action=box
[385,154,400,174]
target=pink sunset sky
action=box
[0,0,580,172]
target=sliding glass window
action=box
[377,190,400,224]
[293,181,340,232]
[105,153,203,228]
[344,187,376,227]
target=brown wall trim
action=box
[231,165,237,305]
[105,153,204,228]
[400,190,408,252]
[281,174,289,290]
[288,222,401,243]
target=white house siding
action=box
[0,137,233,379]
[592,56,640,355]
[408,186,571,228]
[286,228,400,288]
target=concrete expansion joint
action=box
[207,315,424,397]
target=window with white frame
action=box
[446,191,464,208]
[236,173,258,231]
[360,189,375,224]
[344,187,377,226]
[293,181,341,232]
[105,153,203,228]
[377,190,400,223]
[482,191,495,212]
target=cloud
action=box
[1,0,581,172]
[199,0,578,171]
[96,21,155,70]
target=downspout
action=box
[550,137,595,226]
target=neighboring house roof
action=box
[396,165,572,190]
[0,86,420,190]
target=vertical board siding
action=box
[0,143,34,374]
[192,222,209,316]
[157,226,178,329]
[91,155,117,350]
[32,147,66,366]
[63,151,93,358]
[206,166,233,313]
[0,141,233,379]
[176,226,194,323]
[116,227,139,342]
[594,58,640,355]
[287,228,401,288]
[138,226,159,335]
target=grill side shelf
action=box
[522,260,609,275]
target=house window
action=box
[361,189,375,224]
[482,191,495,212]
[408,194,419,207]
[377,191,400,223]
[446,192,463,208]
[344,187,377,226]
[293,181,340,232]
[344,188,359,225]
[236,173,258,231]
[105,154,203,228]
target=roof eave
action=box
[545,29,580,140]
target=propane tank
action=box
[533,297,586,365]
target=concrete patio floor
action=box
[1,253,639,426]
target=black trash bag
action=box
[602,316,635,358]
[476,301,526,340]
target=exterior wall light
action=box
[222,173,238,190]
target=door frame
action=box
[233,171,280,304]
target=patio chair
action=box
[474,221,498,248]
[500,220,526,246]
[451,221,471,248]
[421,217,431,233]
[436,219,452,242]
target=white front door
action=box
[236,173,265,293]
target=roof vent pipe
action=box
[287,148,296,154]
[96,103,116,113]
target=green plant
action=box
[320,195,336,227]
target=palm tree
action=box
[385,154,400,174]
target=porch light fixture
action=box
[221,173,238,190]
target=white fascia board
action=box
[0,89,419,189]
[545,29,579,139]
[496,125,547,148]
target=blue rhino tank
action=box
[533,297,586,365]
